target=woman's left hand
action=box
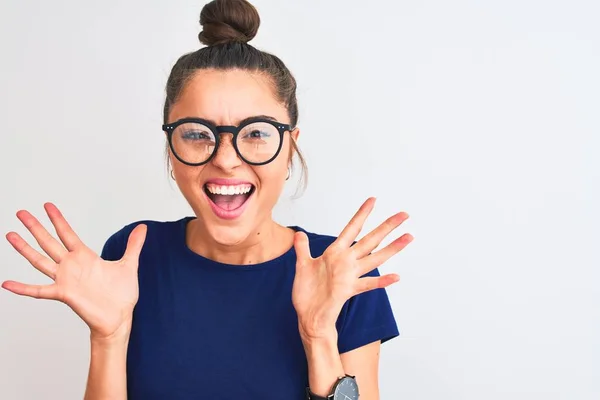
[291,197,413,341]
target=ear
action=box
[167,149,175,168]
[288,128,301,162]
[291,127,300,142]
[166,147,178,177]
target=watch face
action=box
[333,376,359,400]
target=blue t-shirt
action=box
[100,216,399,399]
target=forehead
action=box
[168,68,289,125]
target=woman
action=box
[2,0,413,399]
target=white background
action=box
[0,0,598,399]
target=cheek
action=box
[258,170,284,189]
[256,161,287,192]
[172,162,204,188]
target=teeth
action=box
[206,184,253,195]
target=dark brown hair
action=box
[163,0,307,195]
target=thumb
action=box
[122,224,147,264]
[293,231,312,264]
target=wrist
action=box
[302,334,342,367]
[302,332,338,354]
[298,317,339,343]
[90,334,130,351]
[90,320,132,348]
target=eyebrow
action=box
[187,114,278,126]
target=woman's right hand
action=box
[2,203,147,342]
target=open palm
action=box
[2,203,147,340]
[292,197,413,340]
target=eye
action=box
[182,130,212,140]
[243,129,271,140]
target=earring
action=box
[170,169,176,180]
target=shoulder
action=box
[100,216,191,260]
[291,226,339,258]
[106,217,187,242]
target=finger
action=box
[357,233,413,275]
[44,202,83,252]
[352,212,409,258]
[293,231,312,264]
[122,224,147,265]
[16,210,67,263]
[336,197,376,248]
[355,274,400,295]
[1,280,58,300]
[6,232,58,279]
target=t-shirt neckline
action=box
[177,216,303,271]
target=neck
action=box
[185,217,295,265]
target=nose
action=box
[210,133,243,171]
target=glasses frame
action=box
[162,117,293,166]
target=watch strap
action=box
[305,387,332,400]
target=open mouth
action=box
[203,183,256,212]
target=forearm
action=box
[84,331,130,400]
[301,328,346,397]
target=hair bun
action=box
[198,0,260,46]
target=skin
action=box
[2,68,414,400]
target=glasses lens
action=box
[171,122,216,164]
[236,122,281,164]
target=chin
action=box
[206,223,253,247]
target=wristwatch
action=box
[305,374,359,400]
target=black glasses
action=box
[162,117,292,166]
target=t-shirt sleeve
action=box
[336,267,400,354]
[100,228,127,262]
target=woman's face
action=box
[167,69,299,246]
